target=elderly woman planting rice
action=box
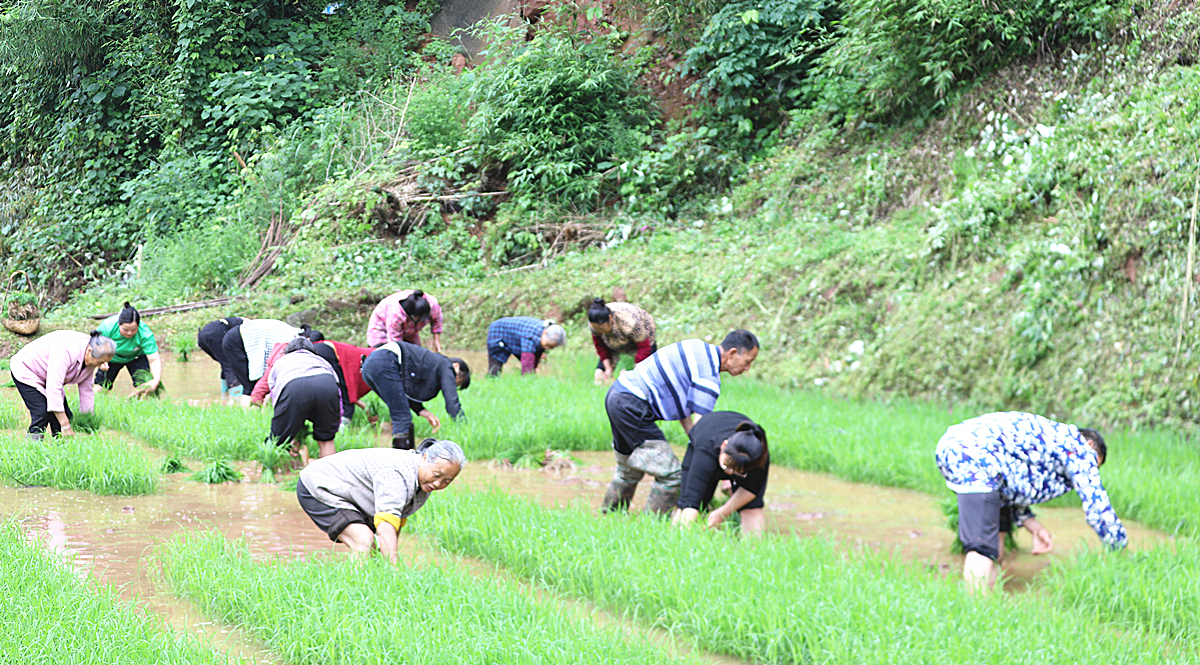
[935,412,1127,592]
[297,439,465,564]
[587,298,656,385]
[10,331,115,438]
[602,330,759,515]
[252,337,341,466]
[485,316,566,376]
[672,412,770,535]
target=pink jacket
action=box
[365,290,444,347]
[10,330,98,413]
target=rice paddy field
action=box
[0,350,1195,664]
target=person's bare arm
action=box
[707,488,756,528]
[1022,517,1054,554]
[54,411,73,436]
[678,415,694,435]
[431,332,442,354]
[673,507,701,526]
[375,520,400,565]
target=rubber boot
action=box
[391,432,414,450]
[627,440,682,516]
[601,451,643,513]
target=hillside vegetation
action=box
[5,0,1200,426]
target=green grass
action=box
[1042,537,1200,645]
[417,489,1176,664]
[0,522,240,664]
[190,460,243,484]
[0,431,158,495]
[158,530,699,665]
[99,395,381,462]
[0,396,23,429]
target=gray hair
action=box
[542,321,566,347]
[284,336,316,354]
[87,331,116,359]
[419,439,466,468]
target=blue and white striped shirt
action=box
[614,339,722,421]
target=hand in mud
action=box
[1029,523,1054,555]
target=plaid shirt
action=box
[935,412,1127,549]
[487,317,546,373]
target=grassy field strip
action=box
[416,489,1184,664]
[0,431,158,495]
[0,522,241,664]
[158,530,702,665]
[1040,539,1200,645]
[98,394,380,462]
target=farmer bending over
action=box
[94,302,163,396]
[366,289,444,353]
[602,330,759,515]
[11,330,115,438]
[296,439,465,564]
[360,341,469,450]
[485,316,565,376]
[673,412,770,535]
[587,297,656,385]
[252,337,340,466]
[935,411,1127,592]
[196,316,244,402]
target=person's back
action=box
[300,447,426,518]
[615,338,721,422]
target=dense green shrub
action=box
[818,0,1127,123]
[681,0,835,134]
[467,21,653,209]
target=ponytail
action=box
[587,297,611,324]
[117,301,140,325]
[725,420,769,472]
[401,290,431,321]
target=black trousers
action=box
[13,376,73,435]
[271,374,340,443]
[198,320,237,385]
[93,354,151,389]
[221,325,252,389]
[361,349,416,437]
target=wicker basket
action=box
[3,317,39,335]
[3,271,40,336]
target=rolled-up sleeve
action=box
[1068,454,1128,549]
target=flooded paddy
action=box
[0,352,1178,662]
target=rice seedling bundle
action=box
[0,522,239,664]
[158,530,698,665]
[191,460,243,484]
[0,431,158,495]
[416,489,1177,665]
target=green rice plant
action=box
[130,369,167,398]
[0,431,158,495]
[0,396,23,428]
[0,522,242,664]
[168,330,197,361]
[1040,537,1200,645]
[158,456,189,474]
[191,460,243,484]
[417,489,1174,665]
[253,439,288,484]
[72,409,103,433]
[158,530,698,665]
[100,395,273,460]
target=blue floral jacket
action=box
[935,412,1127,549]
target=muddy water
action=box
[3,463,335,662]
[462,449,1170,590]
